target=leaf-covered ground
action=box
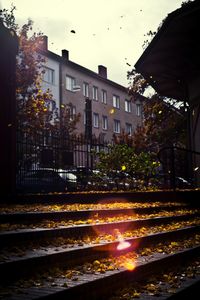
[109,259,200,299]
[0,219,199,263]
[0,234,199,299]
[0,208,198,232]
[0,201,186,213]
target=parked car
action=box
[152,174,192,189]
[86,170,138,191]
[111,171,138,190]
[175,177,192,189]
[67,166,93,190]
[16,168,77,193]
[57,169,78,191]
[87,170,116,191]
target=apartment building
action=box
[38,36,60,114]
[39,36,143,141]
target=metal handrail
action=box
[158,146,200,157]
[158,146,200,191]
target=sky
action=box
[1,0,184,87]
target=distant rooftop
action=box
[38,35,128,93]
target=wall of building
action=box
[41,55,60,113]
[61,54,142,141]
[39,37,143,141]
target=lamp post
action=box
[70,86,92,141]
[85,97,92,173]
[85,97,92,141]
[64,87,93,171]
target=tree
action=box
[95,144,160,189]
[60,103,81,137]
[127,68,187,181]
[0,6,80,135]
[112,131,134,147]
[134,94,186,152]
[127,2,188,153]
[0,6,57,130]
[1,6,82,173]
[126,1,192,182]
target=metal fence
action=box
[17,129,109,170]
[16,128,109,192]
[158,146,200,190]
[16,128,200,193]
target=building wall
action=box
[41,55,60,113]
[39,37,143,141]
[61,55,142,141]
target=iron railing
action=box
[16,128,109,192]
[16,128,200,193]
[158,146,200,191]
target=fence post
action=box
[0,20,18,200]
[170,147,176,191]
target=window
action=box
[92,86,98,101]
[114,119,120,133]
[102,115,108,130]
[66,75,75,91]
[126,123,132,135]
[136,104,141,116]
[69,105,76,120]
[101,90,107,104]
[43,67,54,84]
[125,99,131,112]
[83,82,89,97]
[113,95,120,109]
[93,113,99,128]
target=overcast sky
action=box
[1,0,184,86]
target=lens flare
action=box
[123,258,136,271]
[114,229,131,250]
[117,240,131,250]
[117,253,137,272]
[89,197,135,236]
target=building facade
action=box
[39,36,61,115]
[39,37,143,141]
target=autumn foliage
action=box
[0,6,80,135]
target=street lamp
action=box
[71,86,92,140]
[69,87,93,171]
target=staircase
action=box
[0,191,199,300]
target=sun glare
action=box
[114,228,131,250]
[123,259,136,271]
[117,240,131,250]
